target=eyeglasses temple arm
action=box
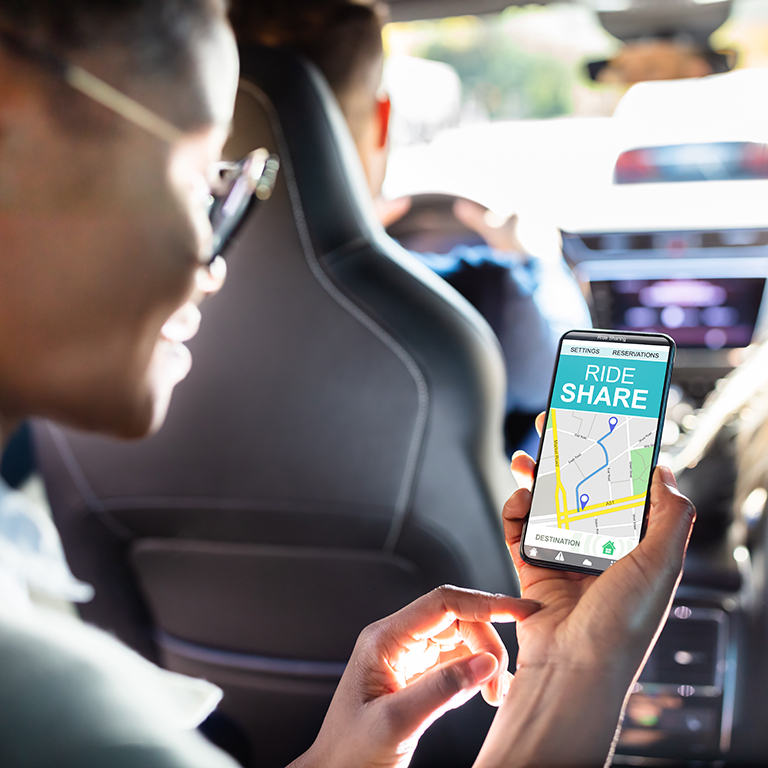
[0,29,186,145]
[65,65,186,145]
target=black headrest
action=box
[237,43,383,257]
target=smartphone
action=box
[520,329,675,575]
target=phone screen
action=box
[522,330,675,574]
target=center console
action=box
[561,227,764,765]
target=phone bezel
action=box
[519,328,676,576]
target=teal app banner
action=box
[551,353,667,417]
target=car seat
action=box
[32,45,518,768]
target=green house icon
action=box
[602,541,616,556]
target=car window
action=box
[382,0,768,469]
[383,3,616,216]
[382,0,768,218]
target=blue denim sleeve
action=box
[411,245,592,412]
[411,245,538,296]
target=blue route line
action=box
[575,431,612,513]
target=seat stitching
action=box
[238,78,429,553]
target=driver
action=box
[0,1,694,767]
[229,0,590,439]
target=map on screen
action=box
[525,338,670,570]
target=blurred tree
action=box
[412,14,574,120]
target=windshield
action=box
[382,0,768,229]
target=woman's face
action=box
[0,15,240,438]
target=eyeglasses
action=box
[0,28,279,265]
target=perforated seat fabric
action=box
[32,45,518,767]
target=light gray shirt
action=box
[0,479,238,768]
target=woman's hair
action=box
[0,0,227,133]
[230,0,387,142]
[0,0,225,77]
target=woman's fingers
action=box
[630,466,696,584]
[502,487,532,554]
[365,586,540,711]
[511,451,536,490]
[456,619,510,706]
[404,619,513,706]
[502,467,589,589]
[379,586,541,647]
[398,616,514,707]
[383,651,500,738]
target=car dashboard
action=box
[563,225,768,765]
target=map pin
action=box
[580,493,589,510]
[608,416,618,431]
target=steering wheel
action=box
[385,193,485,254]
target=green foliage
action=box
[412,16,575,120]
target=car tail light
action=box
[614,148,657,183]
[740,142,768,179]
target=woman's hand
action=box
[508,414,695,673]
[292,586,541,768]
[475,413,696,768]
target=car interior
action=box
[8,0,768,765]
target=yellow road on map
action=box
[562,492,647,525]
[551,406,647,529]
[552,410,569,530]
